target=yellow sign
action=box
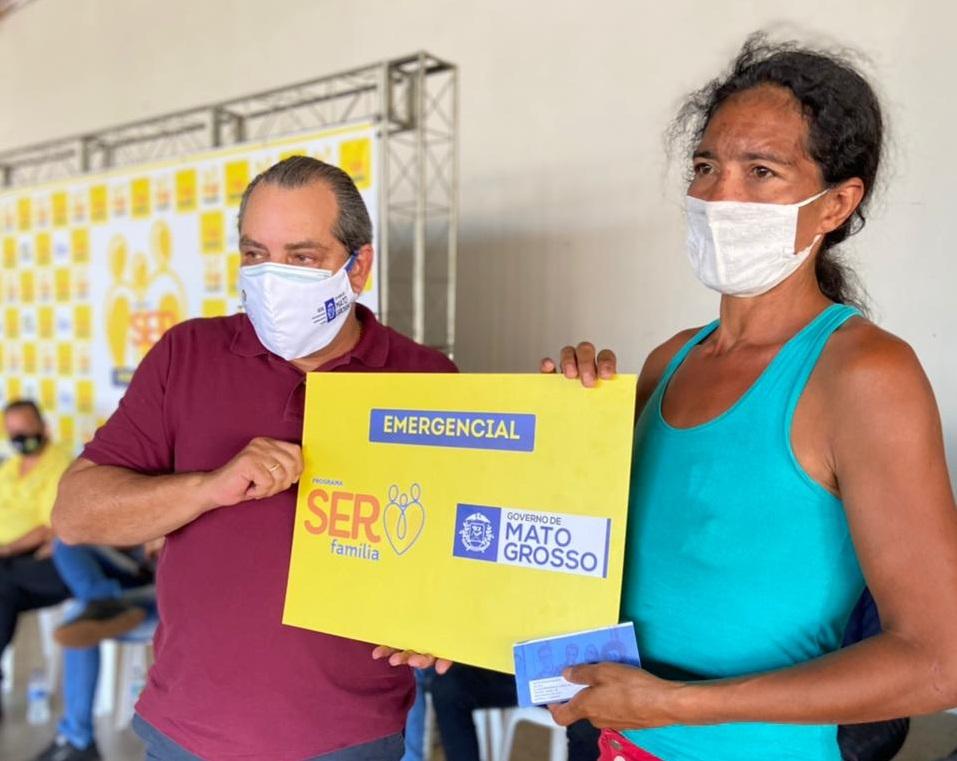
[72,228,90,263]
[176,169,197,212]
[52,192,68,227]
[225,161,249,206]
[90,185,108,224]
[59,415,75,445]
[40,378,57,412]
[202,298,226,317]
[23,342,37,374]
[57,342,74,376]
[18,198,31,231]
[76,380,95,414]
[36,233,52,266]
[131,177,152,218]
[227,252,240,296]
[4,308,18,339]
[20,271,35,303]
[3,237,15,268]
[55,267,72,302]
[38,306,54,339]
[339,138,373,190]
[74,305,92,339]
[283,373,637,673]
[200,211,224,254]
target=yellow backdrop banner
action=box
[283,373,637,673]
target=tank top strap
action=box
[656,320,720,391]
[773,303,860,420]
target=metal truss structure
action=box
[0,52,458,355]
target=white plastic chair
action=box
[1,601,70,696]
[498,706,567,761]
[90,589,158,728]
[473,707,506,761]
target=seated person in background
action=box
[0,400,73,705]
[31,538,162,761]
[431,664,599,761]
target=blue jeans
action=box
[52,541,153,750]
[402,668,435,761]
[133,714,405,760]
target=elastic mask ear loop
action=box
[795,189,829,256]
[797,188,829,208]
[344,253,358,273]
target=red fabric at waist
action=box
[599,729,664,761]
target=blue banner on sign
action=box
[369,409,536,452]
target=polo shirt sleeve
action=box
[81,330,175,474]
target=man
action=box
[53,157,456,760]
[31,539,160,761]
[0,400,73,704]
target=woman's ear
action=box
[819,178,865,235]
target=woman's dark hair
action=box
[674,33,884,309]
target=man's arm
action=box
[0,524,52,558]
[53,437,303,546]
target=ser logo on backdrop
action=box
[303,482,426,562]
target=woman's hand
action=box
[548,663,686,730]
[540,342,617,388]
[371,646,453,675]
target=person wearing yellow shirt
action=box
[0,399,72,704]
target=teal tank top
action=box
[622,304,865,761]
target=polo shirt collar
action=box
[229,304,389,369]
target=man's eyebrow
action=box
[692,149,716,160]
[284,240,329,252]
[239,236,266,248]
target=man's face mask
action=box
[10,432,45,456]
[238,254,359,361]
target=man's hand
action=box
[540,342,618,388]
[198,437,303,510]
[144,537,165,561]
[33,540,54,560]
[371,646,453,675]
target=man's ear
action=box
[348,244,374,295]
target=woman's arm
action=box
[552,330,957,729]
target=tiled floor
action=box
[2,611,957,761]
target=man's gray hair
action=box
[237,155,373,253]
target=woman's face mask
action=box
[685,189,827,297]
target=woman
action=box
[541,36,957,761]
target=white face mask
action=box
[685,189,827,297]
[239,256,358,360]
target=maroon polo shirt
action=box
[82,305,456,761]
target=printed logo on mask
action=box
[314,293,352,326]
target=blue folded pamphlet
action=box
[513,622,640,707]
